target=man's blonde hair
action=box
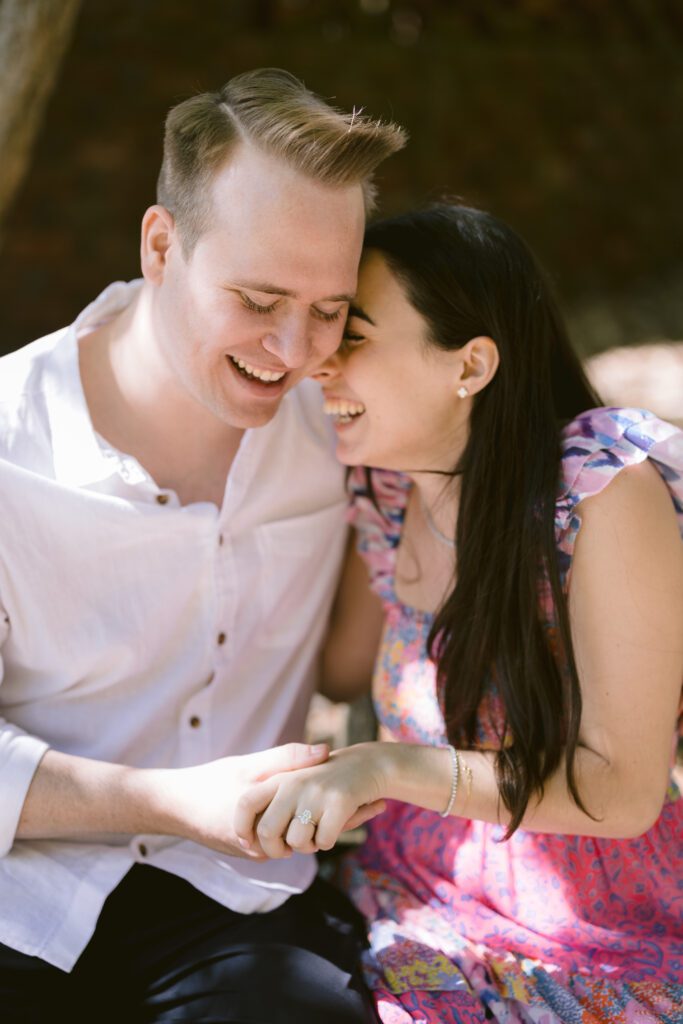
[157,68,407,253]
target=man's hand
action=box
[147,743,331,859]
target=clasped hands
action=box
[234,741,389,860]
[165,741,391,861]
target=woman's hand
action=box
[148,743,332,859]
[233,742,392,858]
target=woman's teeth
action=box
[323,398,366,424]
[230,356,285,383]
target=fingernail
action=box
[310,744,327,755]
[238,838,250,849]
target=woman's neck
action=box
[408,471,461,544]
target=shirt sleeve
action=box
[0,610,49,857]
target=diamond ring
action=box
[294,809,318,827]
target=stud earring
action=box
[457,386,469,399]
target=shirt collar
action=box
[44,280,144,488]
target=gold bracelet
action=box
[459,753,473,806]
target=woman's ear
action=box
[456,336,500,397]
[140,204,177,285]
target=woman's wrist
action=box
[375,742,455,814]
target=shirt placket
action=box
[131,509,225,864]
[178,520,233,764]
[128,433,252,865]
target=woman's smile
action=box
[322,394,366,427]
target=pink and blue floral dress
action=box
[340,408,683,1024]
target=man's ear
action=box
[140,205,177,285]
[456,335,500,397]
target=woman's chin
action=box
[334,438,390,470]
[333,434,368,467]
[331,419,393,469]
[334,442,360,467]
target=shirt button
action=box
[138,842,148,857]
[218,533,224,546]
[189,715,202,729]
[217,631,227,645]
[156,493,169,505]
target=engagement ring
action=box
[294,809,318,827]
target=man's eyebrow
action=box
[232,281,354,304]
[348,303,375,326]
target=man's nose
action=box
[261,314,312,370]
[310,348,341,382]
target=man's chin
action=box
[218,397,286,431]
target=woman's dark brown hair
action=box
[363,203,602,835]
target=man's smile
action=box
[228,354,287,383]
[227,354,289,395]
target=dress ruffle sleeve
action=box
[555,406,683,553]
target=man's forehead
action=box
[211,151,365,236]
[210,234,360,300]
[212,141,364,203]
[202,166,364,299]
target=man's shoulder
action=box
[0,328,69,465]
[0,328,68,406]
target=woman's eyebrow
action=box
[348,303,375,325]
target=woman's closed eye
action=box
[341,327,366,351]
[342,303,372,349]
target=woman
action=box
[235,204,683,1023]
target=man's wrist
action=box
[129,767,187,838]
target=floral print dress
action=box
[340,408,683,1024]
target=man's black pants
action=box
[0,865,377,1023]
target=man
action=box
[0,68,405,1021]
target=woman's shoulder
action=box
[556,406,683,536]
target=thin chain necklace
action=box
[419,494,456,549]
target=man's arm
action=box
[14,743,330,859]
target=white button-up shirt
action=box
[0,281,348,971]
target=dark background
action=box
[1,0,682,358]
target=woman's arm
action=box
[392,459,683,839]
[319,530,385,703]
[236,461,683,854]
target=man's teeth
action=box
[230,356,285,383]
[323,398,366,423]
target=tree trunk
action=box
[0,0,81,239]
